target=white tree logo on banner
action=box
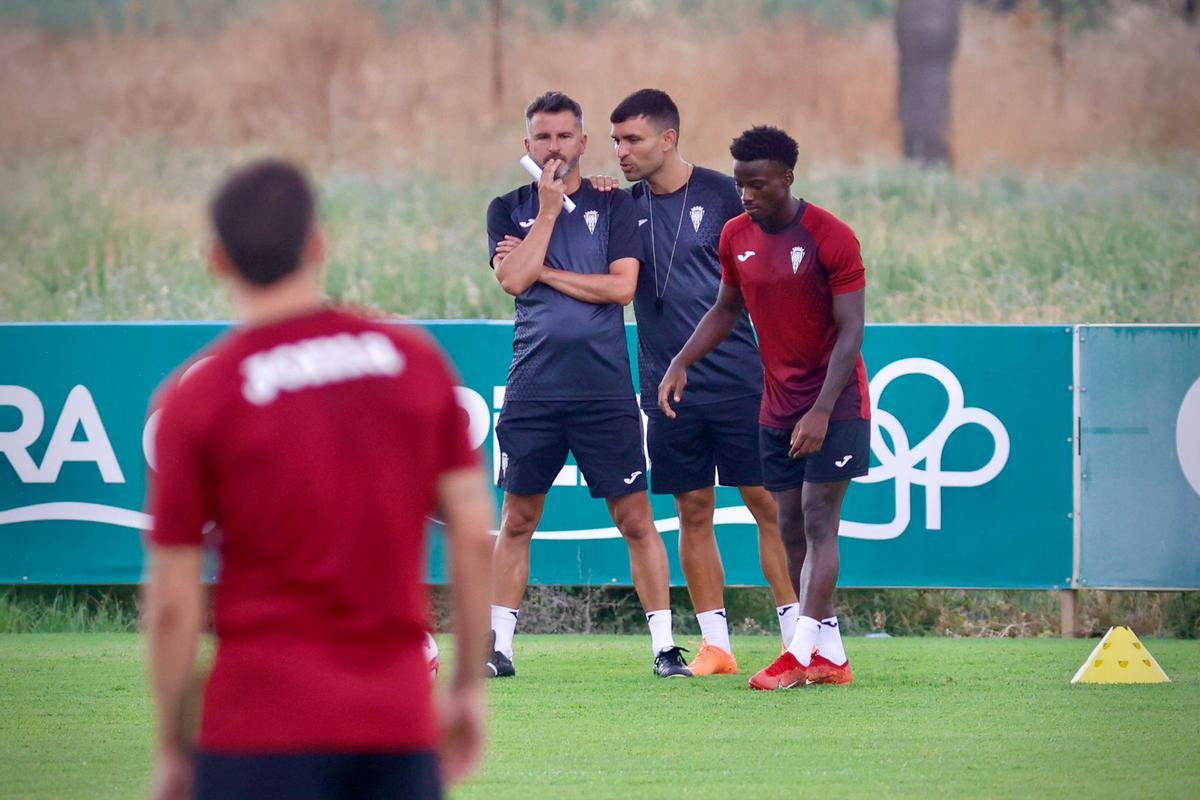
[840,357,1010,540]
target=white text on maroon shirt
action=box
[240,331,405,406]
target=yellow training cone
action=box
[1071,626,1170,684]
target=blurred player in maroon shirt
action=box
[660,126,869,691]
[143,160,494,799]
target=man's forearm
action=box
[439,471,495,690]
[811,326,863,415]
[149,615,200,751]
[538,267,634,305]
[447,518,492,690]
[672,304,741,369]
[495,215,555,296]
[145,549,204,752]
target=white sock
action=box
[646,609,675,654]
[696,608,732,653]
[490,605,519,659]
[785,615,820,666]
[817,616,847,665]
[776,603,800,646]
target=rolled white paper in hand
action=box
[519,155,576,213]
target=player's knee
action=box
[801,494,838,540]
[777,508,806,548]
[613,507,654,542]
[500,506,539,539]
[742,488,778,525]
[675,492,713,531]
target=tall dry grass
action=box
[1,1,1197,176]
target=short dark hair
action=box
[525,91,583,123]
[209,159,315,287]
[610,88,681,138]
[729,125,799,170]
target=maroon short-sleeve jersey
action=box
[148,307,478,752]
[720,202,870,429]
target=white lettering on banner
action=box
[143,356,215,471]
[0,358,1010,540]
[142,410,159,472]
[0,502,151,530]
[1177,377,1200,497]
[0,379,508,529]
[0,385,44,482]
[38,386,125,484]
[455,387,490,451]
[0,385,123,484]
[241,332,404,406]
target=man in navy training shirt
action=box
[597,89,800,676]
[486,91,690,679]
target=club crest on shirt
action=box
[689,205,704,233]
[790,246,805,273]
[584,209,599,235]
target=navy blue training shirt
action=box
[487,180,642,402]
[631,165,763,411]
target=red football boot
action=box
[805,653,854,685]
[748,650,810,691]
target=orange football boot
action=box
[689,641,739,676]
[805,653,854,685]
[748,650,810,691]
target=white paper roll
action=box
[519,155,576,213]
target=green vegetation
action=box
[0,634,1196,798]
[4,584,1197,639]
[0,588,139,634]
[433,585,1200,640]
[1,146,1197,324]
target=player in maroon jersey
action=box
[659,126,868,690]
[144,160,494,799]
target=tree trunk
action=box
[895,0,962,166]
[490,0,504,111]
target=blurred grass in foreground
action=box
[1,144,1197,324]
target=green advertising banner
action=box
[0,322,1074,588]
[1077,325,1200,589]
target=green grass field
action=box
[2,634,1197,799]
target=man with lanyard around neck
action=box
[487,91,690,679]
[593,89,800,676]
[661,125,869,690]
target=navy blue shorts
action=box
[495,399,647,498]
[194,750,440,800]
[759,418,871,492]
[645,395,764,495]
